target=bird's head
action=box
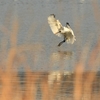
[66,22,70,28]
[50,14,55,18]
[66,22,70,26]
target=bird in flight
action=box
[48,14,76,46]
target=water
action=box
[0,0,100,100]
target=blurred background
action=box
[0,0,100,100]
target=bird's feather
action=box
[48,15,63,37]
[63,27,76,44]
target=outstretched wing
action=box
[48,14,63,37]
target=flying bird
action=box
[48,14,76,46]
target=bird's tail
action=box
[66,35,76,44]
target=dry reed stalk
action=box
[41,74,50,100]
[0,48,16,100]
[74,0,100,99]
[91,0,100,23]
[1,72,13,100]
[25,69,36,100]
[83,38,100,100]
[0,12,19,100]
[74,62,84,100]
[74,38,100,100]
[82,72,96,100]
[73,41,91,100]
[24,68,42,100]
[81,0,100,97]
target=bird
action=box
[48,14,76,46]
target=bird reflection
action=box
[51,50,72,61]
[58,50,72,58]
[48,71,73,85]
[57,50,72,60]
[49,50,72,69]
[52,51,72,59]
